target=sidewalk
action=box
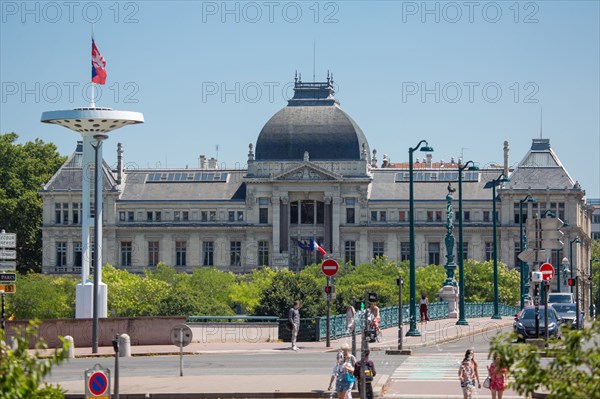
[52,316,514,398]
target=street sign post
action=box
[171,324,193,376]
[321,259,339,277]
[0,261,16,271]
[0,284,16,293]
[540,263,555,281]
[518,249,547,264]
[0,274,16,282]
[0,249,16,260]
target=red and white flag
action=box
[310,239,327,255]
[91,39,107,85]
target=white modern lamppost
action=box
[41,107,143,351]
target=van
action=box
[547,293,574,304]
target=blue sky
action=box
[1,1,599,197]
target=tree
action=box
[0,133,66,273]
[489,321,600,399]
[7,273,76,319]
[0,320,69,398]
[463,260,520,305]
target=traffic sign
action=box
[84,364,110,399]
[518,249,546,264]
[0,284,16,293]
[0,261,16,271]
[0,273,16,282]
[0,249,16,260]
[88,371,108,396]
[0,232,16,248]
[321,259,339,277]
[540,263,555,281]
[171,323,193,347]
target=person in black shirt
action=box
[354,349,377,399]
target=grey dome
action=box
[255,78,370,161]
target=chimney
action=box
[208,157,217,169]
[116,143,123,184]
[503,140,509,177]
[426,153,433,168]
[199,155,206,169]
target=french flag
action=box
[91,39,107,85]
[310,239,327,255]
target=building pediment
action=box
[272,162,343,182]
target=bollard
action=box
[118,333,131,357]
[64,335,75,359]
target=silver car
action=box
[550,303,583,329]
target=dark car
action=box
[550,303,584,329]
[513,305,562,342]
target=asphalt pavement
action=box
[42,316,516,398]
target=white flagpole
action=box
[90,23,95,108]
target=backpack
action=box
[364,361,374,382]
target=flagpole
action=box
[90,24,96,108]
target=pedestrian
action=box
[328,343,356,399]
[289,300,300,351]
[354,349,377,399]
[487,353,507,399]
[420,292,430,322]
[458,349,481,399]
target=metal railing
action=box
[464,302,520,318]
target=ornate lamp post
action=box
[570,238,581,294]
[407,140,433,337]
[519,195,536,309]
[491,173,510,319]
[457,161,478,325]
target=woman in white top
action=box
[420,292,430,322]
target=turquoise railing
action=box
[317,302,518,341]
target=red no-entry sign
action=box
[321,259,339,277]
[540,263,555,281]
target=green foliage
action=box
[8,273,77,319]
[0,133,67,273]
[490,321,600,399]
[591,240,600,311]
[0,320,69,398]
[463,260,520,305]
[229,268,277,313]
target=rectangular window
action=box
[373,242,384,259]
[484,211,491,222]
[316,201,324,224]
[301,200,314,224]
[56,241,67,267]
[462,242,468,262]
[119,211,126,222]
[147,211,153,222]
[176,241,187,266]
[400,242,410,262]
[72,203,80,224]
[148,241,159,266]
[346,207,355,224]
[550,249,560,269]
[485,242,493,262]
[155,211,162,222]
[428,242,440,265]
[558,202,565,221]
[344,241,356,265]
[514,242,521,270]
[73,241,82,268]
[380,211,387,222]
[209,211,216,221]
[371,211,378,222]
[174,211,181,222]
[593,215,600,224]
[128,211,134,222]
[592,232,600,240]
[399,211,407,222]
[290,201,299,224]
[202,241,214,266]
[228,211,235,222]
[427,211,434,222]
[201,211,208,222]
[230,241,242,266]
[259,208,269,224]
[182,211,189,221]
[237,211,243,221]
[463,211,470,222]
[121,241,132,267]
[55,203,68,224]
[258,241,269,266]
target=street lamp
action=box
[91,133,108,354]
[569,238,581,294]
[519,195,536,309]
[407,140,433,337]
[490,173,510,319]
[457,161,478,326]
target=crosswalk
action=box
[391,353,464,381]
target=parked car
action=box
[550,303,584,329]
[547,293,574,304]
[513,305,562,342]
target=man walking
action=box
[289,300,300,351]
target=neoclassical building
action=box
[40,77,594,300]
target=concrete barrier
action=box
[189,323,278,343]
